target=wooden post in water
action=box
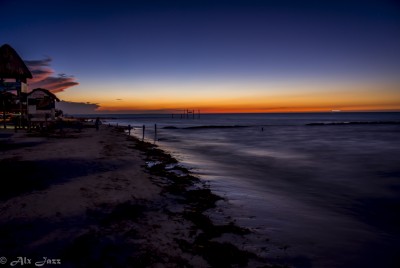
[142,124,145,141]
[154,124,157,143]
[2,99,6,129]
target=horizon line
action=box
[66,110,400,116]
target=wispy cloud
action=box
[25,57,79,93]
[25,57,52,67]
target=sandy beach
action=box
[0,124,281,268]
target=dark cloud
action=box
[29,68,53,83]
[31,69,52,76]
[25,57,52,67]
[56,100,100,114]
[31,75,79,93]
[25,57,79,93]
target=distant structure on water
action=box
[172,109,201,119]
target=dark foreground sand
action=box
[0,125,285,268]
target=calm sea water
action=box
[99,112,400,268]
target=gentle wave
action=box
[306,121,400,126]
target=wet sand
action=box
[0,124,283,267]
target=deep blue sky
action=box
[1,0,399,112]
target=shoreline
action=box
[0,125,285,267]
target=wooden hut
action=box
[0,44,32,127]
[0,43,32,85]
[27,88,60,124]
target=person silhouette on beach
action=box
[95,117,101,131]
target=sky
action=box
[1,0,399,114]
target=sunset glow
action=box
[1,0,399,114]
[58,79,400,113]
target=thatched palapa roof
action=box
[0,44,33,81]
[28,88,60,102]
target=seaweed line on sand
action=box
[118,126,289,268]
[62,126,290,267]
[1,125,291,267]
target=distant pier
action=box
[172,109,200,119]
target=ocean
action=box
[98,112,400,268]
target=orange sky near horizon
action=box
[57,79,400,113]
